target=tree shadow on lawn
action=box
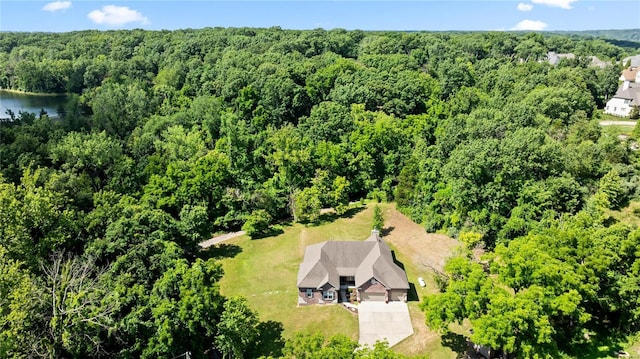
[381,226,395,236]
[309,205,367,226]
[247,320,285,358]
[246,217,294,240]
[567,329,626,359]
[249,226,285,240]
[391,250,419,302]
[200,243,243,260]
[441,331,470,359]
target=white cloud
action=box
[517,3,534,11]
[511,19,548,31]
[42,1,71,12]
[531,0,577,9]
[88,5,150,26]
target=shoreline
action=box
[0,88,66,97]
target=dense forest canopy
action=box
[1,28,639,358]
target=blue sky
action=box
[1,1,638,32]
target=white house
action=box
[605,82,640,117]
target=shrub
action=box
[242,210,272,238]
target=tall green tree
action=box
[215,297,260,359]
[372,204,384,231]
[0,246,42,358]
[144,258,225,358]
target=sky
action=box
[0,0,639,33]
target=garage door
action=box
[361,292,386,301]
[389,290,407,302]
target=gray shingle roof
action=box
[547,52,575,65]
[623,54,640,68]
[588,56,609,68]
[297,231,410,290]
[614,83,640,105]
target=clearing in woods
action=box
[210,202,461,357]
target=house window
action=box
[614,107,617,111]
[323,291,334,301]
[306,289,313,298]
[371,278,377,285]
[340,276,356,286]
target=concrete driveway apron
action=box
[358,301,414,347]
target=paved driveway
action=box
[358,301,413,347]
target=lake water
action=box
[0,90,67,118]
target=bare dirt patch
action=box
[380,203,460,358]
[383,204,460,273]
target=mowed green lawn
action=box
[212,203,457,357]
[214,205,375,341]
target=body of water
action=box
[0,90,67,118]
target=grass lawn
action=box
[598,111,636,122]
[602,123,637,137]
[606,201,640,229]
[626,335,640,358]
[211,202,460,357]
[598,111,637,137]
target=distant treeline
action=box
[549,28,640,45]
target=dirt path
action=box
[383,205,459,273]
[199,230,246,249]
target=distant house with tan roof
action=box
[620,67,640,82]
[297,230,409,305]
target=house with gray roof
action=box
[623,54,640,68]
[546,52,610,68]
[546,51,575,66]
[297,230,409,305]
[605,81,640,117]
[588,56,610,69]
